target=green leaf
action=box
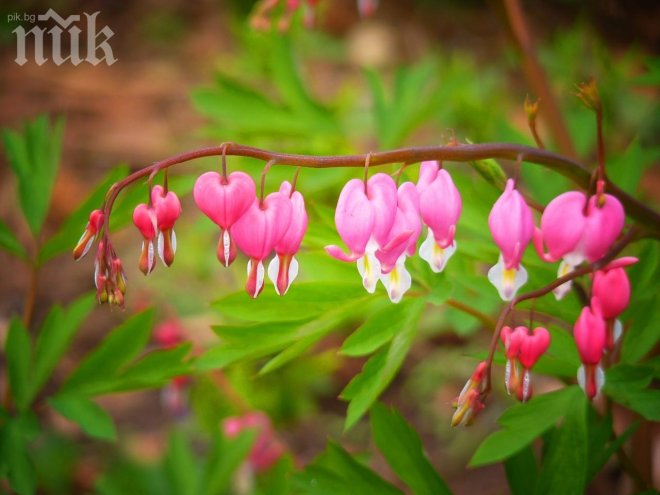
[163,430,199,495]
[604,364,660,421]
[0,219,26,259]
[534,393,587,495]
[60,309,155,394]
[293,442,403,495]
[111,344,192,392]
[212,282,368,322]
[370,403,451,495]
[0,417,36,495]
[3,115,64,236]
[38,165,128,264]
[6,318,32,411]
[200,429,255,495]
[504,445,537,495]
[587,419,638,482]
[470,386,581,466]
[31,293,95,400]
[341,299,424,430]
[49,395,116,441]
[341,299,418,357]
[425,276,453,306]
[621,294,660,364]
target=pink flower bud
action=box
[574,298,607,400]
[452,361,487,427]
[417,162,462,273]
[518,326,550,370]
[592,260,636,320]
[150,186,182,267]
[73,209,104,260]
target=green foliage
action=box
[49,395,117,441]
[2,115,64,236]
[6,318,33,412]
[0,219,26,259]
[370,403,451,495]
[604,363,660,421]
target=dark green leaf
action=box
[0,417,36,495]
[0,219,26,259]
[293,442,403,495]
[587,419,638,482]
[31,293,95,399]
[2,115,64,236]
[370,403,451,495]
[470,386,581,466]
[6,318,32,411]
[341,299,424,430]
[60,309,155,394]
[49,395,116,441]
[534,394,587,495]
[604,364,660,421]
[505,445,537,495]
[38,165,128,264]
[621,295,660,364]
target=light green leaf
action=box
[293,442,403,495]
[469,158,507,191]
[31,293,95,399]
[470,386,581,466]
[0,220,26,259]
[201,430,256,495]
[2,115,64,236]
[6,318,32,411]
[163,430,199,495]
[341,299,424,430]
[534,394,587,495]
[60,309,154,394]
[370,403,451,495]
[49,395,116,441]
[38,165,128,264]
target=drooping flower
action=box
[452,361,487,427]
[232,192,293,298]
[267,181,308,296]
[132,203,157,275]
[93,240,127,308]
[487,179,534,301]
[223,412,285,473]
[151,185,182,266]
[73,209,104,260]
[534,191,625,299]
[376,182,421,303]
[326,174,399,293]
[592,256,637,350]
[500,325,550,402]
[574,298,607,400]
[193,171,256,267]
[417,161,462,273]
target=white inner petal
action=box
[223,230,231,267]
[147,240,155,273]
[419,230,456,273]
[487,255,527,301]
[267,255,280,293]
[357,253,381,293]
[552,260,574,301]
[157,231,165,264]
[380,258,411,303]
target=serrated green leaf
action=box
[38,165,128,264]
[341,299,424,430]
[534,394,587,495]
[49,395,116,441]
[0,219,26,259]
[6,318,32,411]
[370,403,451,495]
[3,115,64,236]
[60,309,154,394]
[293,442,403,495]
[31,293,95,400]
[470,386,581,466]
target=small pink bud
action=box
[592,266,632,320]
[133,204,157,275]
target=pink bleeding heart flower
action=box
[417,161,462,273]
[452,361,487,427]
[267,181,308,296]
[223,412,285,473]
[592,256,637,350]
[516,326,550,402]
[376,182,420,303]
[326,174,398,293]
[500,326,525,395]
[132,203,158,275]
[574,298,607,400]
[357,0,379,18]
[232,192,293,298]
[73,209,104,260]
[193,171,256,267]
[487,179,535,301]
[151,185,182,267]
[534,191,625,300]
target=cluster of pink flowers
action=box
[500,326,550,402]
[193,171,308,298]
[326,161,461,303]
